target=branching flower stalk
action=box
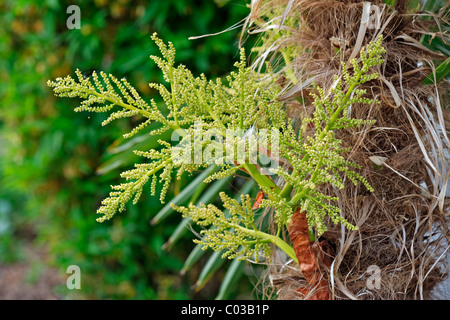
[48,34,385,265]
[278,38,385,233]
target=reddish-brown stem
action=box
[288,208,331,300]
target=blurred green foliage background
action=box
[0,0,258,299]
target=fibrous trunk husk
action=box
[246,0,449,300]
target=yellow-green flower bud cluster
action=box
[172,192,271,262]
[49,33,386,259]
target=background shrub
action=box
[0,0,256,299]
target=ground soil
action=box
[0,244,63,300]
